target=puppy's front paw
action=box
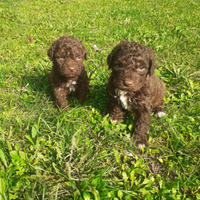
[155,111,165,118]
[133,136,148,149]
[110,118,123,123]
[136,143,146,149]
[62,106,69,112]
[58,103,69,111]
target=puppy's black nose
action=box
[123,80,133,87]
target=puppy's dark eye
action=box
[138,67,144,70]
[60,57,65,60]
[76,57,81,60]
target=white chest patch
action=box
[115,89,133,111]
[64,80,77,92]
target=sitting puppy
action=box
[47,35,89,111]
[106,40,166,149]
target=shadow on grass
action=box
[85,82,109,115]
[21,72,110,115]
[23,72,53,97]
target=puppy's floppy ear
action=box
[84,52,88,60]
[83,46,88,60]
[107,41,126,70]
[148,48,156,76]
[107,52,113,70]
[47,40,57,61]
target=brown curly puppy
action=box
[106,40,166,149]
[47,35,89,111]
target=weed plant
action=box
[0,0,199,199]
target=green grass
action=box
[0,0,200,199]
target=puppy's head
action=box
[107,40,156,92]
[47,35,87,78]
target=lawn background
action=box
[0,0,200,199]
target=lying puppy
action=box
[47,35,89,111]
[106,40,166,149]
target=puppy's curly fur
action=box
[106,40,166,149]
[47,35,89,111]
